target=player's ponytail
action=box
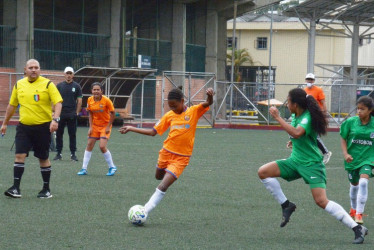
[357,96,374,116]
[288,88,327,135]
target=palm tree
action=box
[227,48,254,82]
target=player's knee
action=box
[314,197,328,208]
[257,168,267,179]
[99,146,107,153]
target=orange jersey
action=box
[304,86,325,109]
[86,95,114,127]
[154,104,209,156]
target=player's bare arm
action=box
[269,106,305,138]
[106,111,115,134]
[202,88,214,108]
[119,126,157,136]
[340,137,353,163]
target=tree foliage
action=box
[227,48,254,82]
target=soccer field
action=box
[0,126,372,249]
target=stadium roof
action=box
[283,0,374,25]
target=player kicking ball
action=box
[119,87,214,219]
[257,88,367,244]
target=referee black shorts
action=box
[15,122,51,160]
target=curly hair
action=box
[168,86,184,101]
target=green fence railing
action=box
[0,25,16,68]
[186,43,205,72]
[34,29,110,70]
[125,37,172,74]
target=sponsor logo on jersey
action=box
[351,139,372,146]
[370,132,374,138]
[171,123,190,130]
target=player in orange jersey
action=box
[119,86,214,218]
[304,73,332,164]
[77,82,117,176]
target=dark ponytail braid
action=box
[288,88,327,135]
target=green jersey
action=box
[340,116,374,170]
[289,111,322,165]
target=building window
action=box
[256,37,267,49]
[227,37,237,48]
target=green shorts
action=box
[276,158,326,189]
[347,165,374,184]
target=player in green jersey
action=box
[258,88,367,244]
[340,96,374,225]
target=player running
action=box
[257,88,367,244]
[77,82,117,176]
[119,86,214,218]
[340,96,374,225]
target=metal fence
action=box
[2,70,373,127]
[0,25,16,68]
[34,29,110,70]
[214,81,374,126]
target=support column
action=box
[205,5,218,76]
[110,0,121,67]
[351,24,359,85]
[171,2,186,72]
[216,16,227,81]
[307,19,316,74]
[98,0,121,67]
[15,0,33,72]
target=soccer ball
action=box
[128,205,147,225]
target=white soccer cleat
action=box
[323,151,332,164]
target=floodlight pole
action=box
[307,19,316,73]
[230,1,237,124]
[267,5,274,125]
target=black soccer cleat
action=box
[70,154,78,162]
[4,186,21,198]
[352,225,368,244]
[37,188,53,199]
[280,201,296,227]
[53,153,62,161]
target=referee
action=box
[1,59,63,199]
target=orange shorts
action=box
[157,148,190,179]
[89,124,112,140]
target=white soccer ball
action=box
[128,205,147,225]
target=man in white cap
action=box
[53,67,82,161]
[304,73,332,164]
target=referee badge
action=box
[370,132,374,139]
[34,94,40,102]
[72,87,76,92]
